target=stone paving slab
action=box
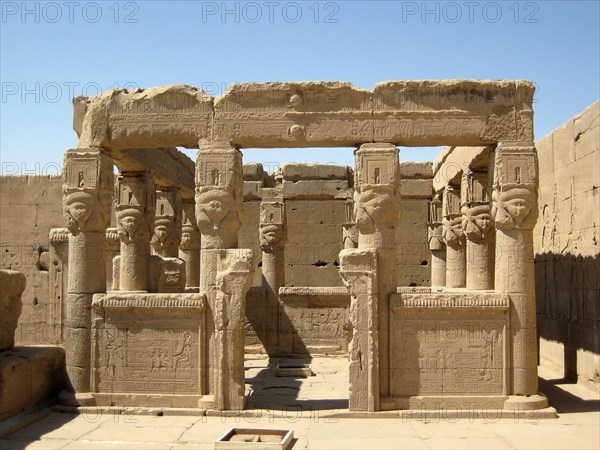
[1,360,598,449]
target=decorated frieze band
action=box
[75,81,535,150]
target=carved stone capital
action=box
[195,145,244,249]
[152,189,182,257]
[115,172,156,244]
[259,200,285,253]
[353,144,401,236]
[427,223,445,251]
[62,149,113,235]
[442,185,464,246]
[462,204,494,241]
[492,147,538,231]
[180,203,200,251]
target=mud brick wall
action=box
[534,100,599,386]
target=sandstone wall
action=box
[534,100,599,387]
[397,162,433,287]
[0,175,64,345]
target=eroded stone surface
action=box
[0,270,26,351]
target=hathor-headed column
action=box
[259,196,285,351]
[179,201,200,291]
[152,188,182,258]
[461,169,495,290]
[442,184,466,288]
[114,172,156,292]
[427,194,446,288]
[492,145,541,398]
[195,143,245,291]
[353,143,400,400]
[62,148,113,394]
[195,142,254,410]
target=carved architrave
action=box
[339,248,378,412]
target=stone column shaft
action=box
[353,143,400,401]
[195,143,248,409]
[259,198,285,351]
[430,250,446,287]
[179,201,200,291]
[443,185,466,288]
[462,169,495,290]
[492,145,540,396]
[62,148,113,393]
[428,196,446,288]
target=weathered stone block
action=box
[0,270,26,351]
[0,346,67,421]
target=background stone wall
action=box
[0,175,64,345]
[534,100,599,386]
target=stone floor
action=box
[1,356,598,449]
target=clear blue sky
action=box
[1,0,599,173]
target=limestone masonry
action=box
[1,81,597,420]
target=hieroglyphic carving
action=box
[92,293,205,396]
[390,292,508,396]
[339,249,378,412]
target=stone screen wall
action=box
[534,100,599,386]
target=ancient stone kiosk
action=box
[58,80,548,412]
